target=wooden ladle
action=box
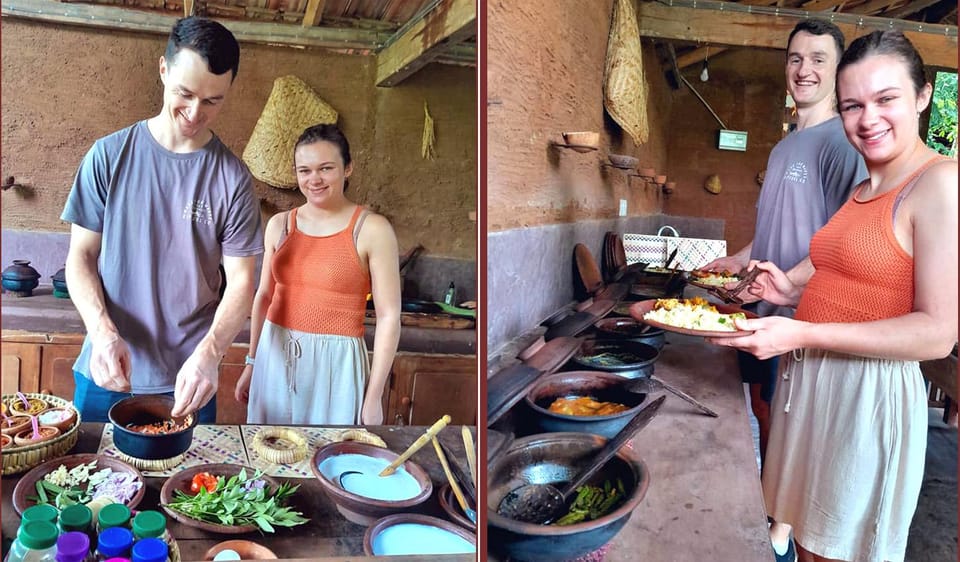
[496,395,665,525]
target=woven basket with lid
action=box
[242,75,339,189]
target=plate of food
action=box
[12,453,145,515]
[629,297,758,337]
[160,463,308,534]
[687,269,741,289]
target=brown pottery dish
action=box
[438,483,477,530]
[13,426,60,447]
[160,463,280,534]
[311,441,433,526]
[203,540,278,560]
[1,415,33,437]
[36,407,78,433]
[12,453,145,515]
[363,513,477,556]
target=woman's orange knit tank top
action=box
[796,157,944,324]
[266,206,372,337]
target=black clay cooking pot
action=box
[108,395,197,460]
[524,371,647,438]
[569,340,659,379]
[593,317,666,350]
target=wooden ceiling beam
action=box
[636,1,957,69]
[800,0,846,11]
[375,0,475,87]
[1,0,388,50]
[849,0,902,14]
[886,0,943,18]
[302,0,325,27]
[677,46,730,69]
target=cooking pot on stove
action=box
[569,339,659,379]
[593,317,665,350]
[108,395,197,460]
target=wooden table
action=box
[1,424,480,561]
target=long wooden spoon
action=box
[462,426,478,489]
[379,414,451,476]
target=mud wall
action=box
[487,0,673,232]
[0,19,476,260]
[663,49,787,253]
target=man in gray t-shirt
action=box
[61,17,263,422]
[703,20,866,562]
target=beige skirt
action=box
[246,320,369,425]
[763,348,928,562]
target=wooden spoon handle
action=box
[462,426,478,489]
[432,437,469,513]
[559,395,665,499]
[379,414,451,476]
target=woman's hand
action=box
[361,399,384,425]
[706,315,808,360]
[744,260,802,307]
[235,365,253,404]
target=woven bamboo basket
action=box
[2,393,81,476]
[242,75,339,190]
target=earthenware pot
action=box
[1,260,41,297]
[524,371,648,438]
[108,395,197,460]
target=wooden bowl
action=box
[203,540,278,560]
[14,426,60,447]
[36,407,78,433]
[363,513,476,556]
[561,131,599,148]
[12,453,145,515]
[311,441,433,526]
[1,415,33,436]
[160,464,280,534]
[438,483,476,531]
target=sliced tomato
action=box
[190,472,218,494]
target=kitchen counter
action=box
[1,288,476,355]
[492,331,773,562]
[1,423,488,561]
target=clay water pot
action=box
[1,260,41,297]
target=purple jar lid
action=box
[57,531,90,560]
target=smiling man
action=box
[61,17,263,424]
[702,19,867,562]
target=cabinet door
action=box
[217,346,250,425]
[39,344,81,400]
[1,342,41,395]
[392,354,477,426]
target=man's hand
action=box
[361,398,384,425]
[88,333,132,392]
[172,345,221,417]
[701,254,747,274]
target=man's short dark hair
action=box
[165,17,240,81]
[787,19,845,60]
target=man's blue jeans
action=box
[73,371,217,423]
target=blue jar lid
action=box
[131,537,168,562]
[98,526,134,557]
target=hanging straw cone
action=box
[242,75,339,189]
[603,0,650,146]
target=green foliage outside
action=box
[926,72,958,157]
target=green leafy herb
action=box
[553,478,626,526]
[162,468,309,533]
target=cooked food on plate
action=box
[689,269,740,286]
[643,297,746,332]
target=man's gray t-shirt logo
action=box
[784,161,809,185]
[183,199,213,225]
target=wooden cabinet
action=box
[39,344,81,398]
[386,353,477,426]
[1,341,41,396]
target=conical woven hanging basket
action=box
[242,75,339,189]
[603,0,650,146]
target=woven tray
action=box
[1,393,81,475]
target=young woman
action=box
[236,124,401,425]
[711,31,957,562]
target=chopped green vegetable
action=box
[163,468,309,533]
[553,478,626,526]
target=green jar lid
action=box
[97,503,131,529]
[21,504,58,525]
[59,503,93,531]
[132,510,167,538]
[19,521,58,550]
